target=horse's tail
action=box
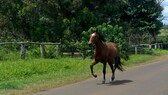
[115,57,124,71]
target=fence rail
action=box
[0,42,61,59]
[132,43,168,54]
[1,42,168,59]
[0,42,60,45]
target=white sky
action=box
[161,0,168,25]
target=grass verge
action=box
[0,54,167,95]
[144,49,168,55]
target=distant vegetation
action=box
[157,28,168,43]
[0,0,164,57]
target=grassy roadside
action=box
[0,54,167,95]
[144,49,168,55]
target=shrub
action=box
[0,45,20,61]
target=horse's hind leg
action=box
[102,63,106,84]
[108,62,115,81]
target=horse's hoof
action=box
[111,77,115,81]
[93,75,97,78]
[102,80,106,84]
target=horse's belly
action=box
[96,55,114,63]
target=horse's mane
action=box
[96,32,106,42]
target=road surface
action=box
[34,60,168,95]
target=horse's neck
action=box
[95,41,105,53]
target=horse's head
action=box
[88,32,97,47]
[88,32,105,47]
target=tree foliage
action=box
[121,0,163,43]
[0,0,163,55]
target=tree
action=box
[121,0,163,44]
[0,0,24,41]
[0,0,164,55]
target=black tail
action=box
[115,57,124,71]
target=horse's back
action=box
[106,42,119,58]
[106,42,119,51]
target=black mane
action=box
[96,32,106,42]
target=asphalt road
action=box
[34,60,168,95]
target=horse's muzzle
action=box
[88,43,92,47]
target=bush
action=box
[27,46,41,58]
[0,44,61,61]
[157,36,168,43]
[0,45,20,61]
[45,45,61,58]
[27,45,61,59]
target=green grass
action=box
[151,49,168,54]
[0,54,164,95]
[144,49,168,55]
[0,58,94,95]
[123,54,155,67]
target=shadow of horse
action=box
[97,80,133,86]
[108,80,133,86]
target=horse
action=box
[88,32,124,83]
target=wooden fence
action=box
[1,42,168,59]
[0,42,61,59]
[132,43,168,54]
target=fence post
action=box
[57,44,61,55]
[20,44,26,59]
[160,43,163,49]
[135,45,138,54]
[149,44,152,49]
[154,43,157,49]
[40,44,46,58]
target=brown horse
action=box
[88,32,124,83]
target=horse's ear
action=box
[94,29,99,35]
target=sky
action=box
[161,0,168,25]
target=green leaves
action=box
[0,0,163,55]
[121,0,163,43]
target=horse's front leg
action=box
[102,63,106,84]
[90,61,98,78]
